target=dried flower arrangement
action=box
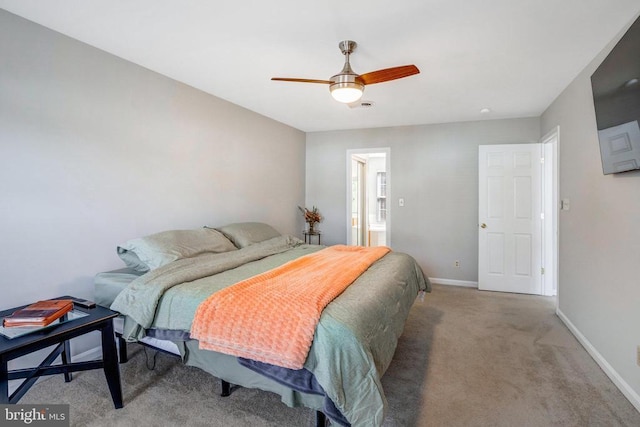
[298,205,322,233]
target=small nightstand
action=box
[0,297,123,407]
[303,231,321,245]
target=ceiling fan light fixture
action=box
[271,40,419,104]
[330,82,364,103]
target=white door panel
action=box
[479,144,542,294]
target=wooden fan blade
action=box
[271,77,332,84]
[359,65,420,85]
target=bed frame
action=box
[115,333,329,426]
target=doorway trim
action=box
[541,126,560,297]
[346,148,391,247]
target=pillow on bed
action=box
[116,247,150,273]
[117,228,237,272]
[215,222,281,248]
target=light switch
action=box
[561,199,570,211]
[399,198,405,207]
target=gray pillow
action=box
[117,228,237,271]
[215,222,281,248]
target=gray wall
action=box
[306,118,540,283]
[541,13,640,407]
[0,10,306,314]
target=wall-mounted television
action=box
[590,15,640,175]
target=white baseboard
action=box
[429,277,478,288]
[72,346,103,362]
[556,308,640,413]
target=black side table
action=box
[303,231,321,245]
[0,296,123,408]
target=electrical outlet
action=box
[454,260,460,268]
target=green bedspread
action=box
[111,235,429,426]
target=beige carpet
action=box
[19,284,640,426]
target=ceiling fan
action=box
[271,40,420,104]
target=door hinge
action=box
[541,267,545,275]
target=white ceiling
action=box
[1,1,639,132]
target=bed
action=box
[95,223,429,426]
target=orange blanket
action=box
[190,245,390,369]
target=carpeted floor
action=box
[19,284,640,426]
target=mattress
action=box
[94,267,143,307]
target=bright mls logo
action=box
[0,405,69,426]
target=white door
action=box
[351,156,367,246]
[478,144,543,294]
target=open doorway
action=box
[346,148,390,247]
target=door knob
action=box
[480,223,487,228]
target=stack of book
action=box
[2,299,74,328]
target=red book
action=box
[3,299,73,327]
